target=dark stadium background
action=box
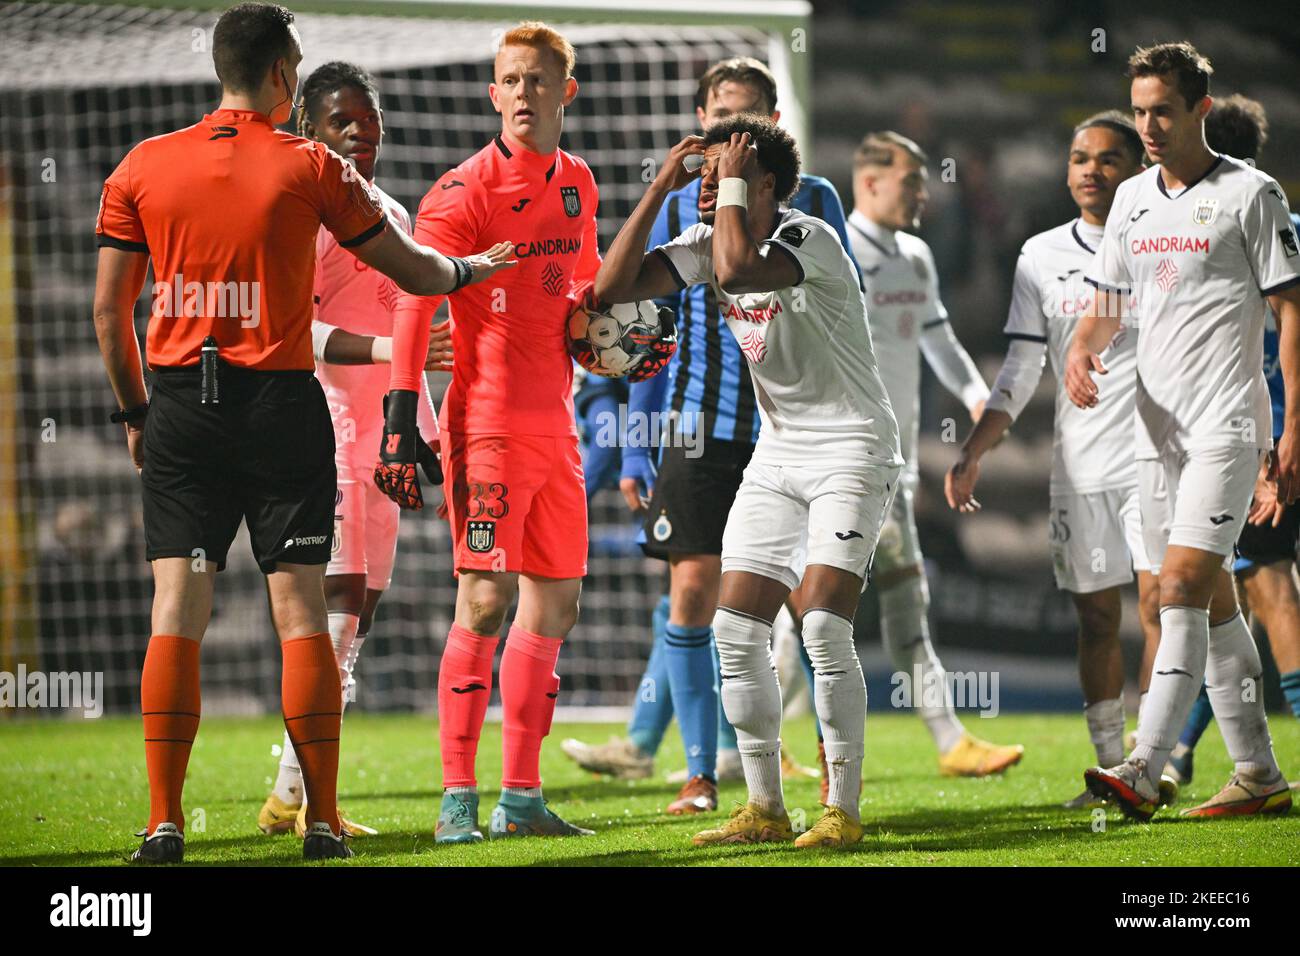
[2,0,1298,717]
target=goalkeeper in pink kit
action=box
[376,21,623,843]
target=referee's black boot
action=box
[131,822,184,864]
[303,821,353,860]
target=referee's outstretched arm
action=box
[351,224,517,297]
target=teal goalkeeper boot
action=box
[488,793,595,839]
[436,790,483,844]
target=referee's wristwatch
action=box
[110,402,149,425]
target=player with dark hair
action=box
[256,60,447,839]
[560,55,854,813]
[1067,42,1297,819]
[947,111,1176,808]
[93,1,512,863]
[1166,93,1300,787]
[596,114,903,849]
[376,21,624,844]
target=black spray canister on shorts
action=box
[200,335,219,404]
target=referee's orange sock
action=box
[281,633,342,833]
[500,625,563,790]
[141,634,201,834]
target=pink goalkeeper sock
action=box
[499,624,563,789]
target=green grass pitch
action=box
[2,713,1297,866]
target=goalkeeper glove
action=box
[374,390,424,510]
[627,306,677,384]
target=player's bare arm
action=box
[350,225,516,297]
[1064,289,1124,409]
[594,135,705,303]
[945,408,1014,513]
[92,246,151,472]
[318,319,453,371]
[1270,285,1300,503]
[711,132,800,294]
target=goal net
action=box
[0,0,810,717]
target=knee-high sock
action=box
[500,624,563,790]
[1132,606,1209,784]
[438,624,500,789]
[796,637,823,740]
[665,622,717,779]
[801,608,866,819]
[1176,685,1214,750]
[1282,670,1300,720]
[712,641,739,752]
[879,575,964,753]
[1205,613,1281,778]
[628,594,673,755]
[714,607,784,815]
[141,634,201,833]
[281,632,342,831]
[274,610,361,804]
[774,605,822,739]
[1084,697,1126,768]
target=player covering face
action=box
[1065,43,1299,819]
[375,21,606,844]
[595,115,903,849]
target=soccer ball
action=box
[567,298,671,379]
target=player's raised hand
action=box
[462,241,517,287]
[717,131,758,181]
[1064,343,1106,409]
[945,453,982,514]
[1248,453,1284,527]
[424,319,453,371]
[655,135,706,194]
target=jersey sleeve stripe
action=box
[763,240,805,285]
[653,247,687,290]
[1083,276,1129,293]
[1005,331,1048,343]
[922,317,947,330]
[338,217,387,249]
[1261,275,1300,297]
[96,233,148,253]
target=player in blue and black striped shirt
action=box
[561,57,858,812]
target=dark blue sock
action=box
[712,639,738,752]
[628,594,673,756]
[665,622,717,779]
[1177,684,1214,749]
[796,633,823,741]
[1281,669,1300,720]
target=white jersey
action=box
[847,211,986,484]
[999,218,1140,494]
[1086,156,1300,457]
[656,207,901,468]
[313,183,437,443]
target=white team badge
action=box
[1192,198,1218,226]
[653,513,673,542]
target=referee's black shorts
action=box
[1235,501,1300,573]
[640,437,754,560]
[142,363,336,573]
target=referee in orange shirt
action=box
[92,2,513,862]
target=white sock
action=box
[1084,697,1125,767]
[802,608,866,820]
[1137,690,1149,729]
[1205,613,1281,779]
[714,607,785,817]
[1132,606,1208,785]
[329,611,362,709]
[879,575,964,753]
[272,729,303,804]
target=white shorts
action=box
[323,385,438,591]
[1137,446,1262,574]
[1048,486,1150,594]
[721,458,901,591]
[789,479,922,582]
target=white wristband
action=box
[717,177,748,210]
[370,336,393,364]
